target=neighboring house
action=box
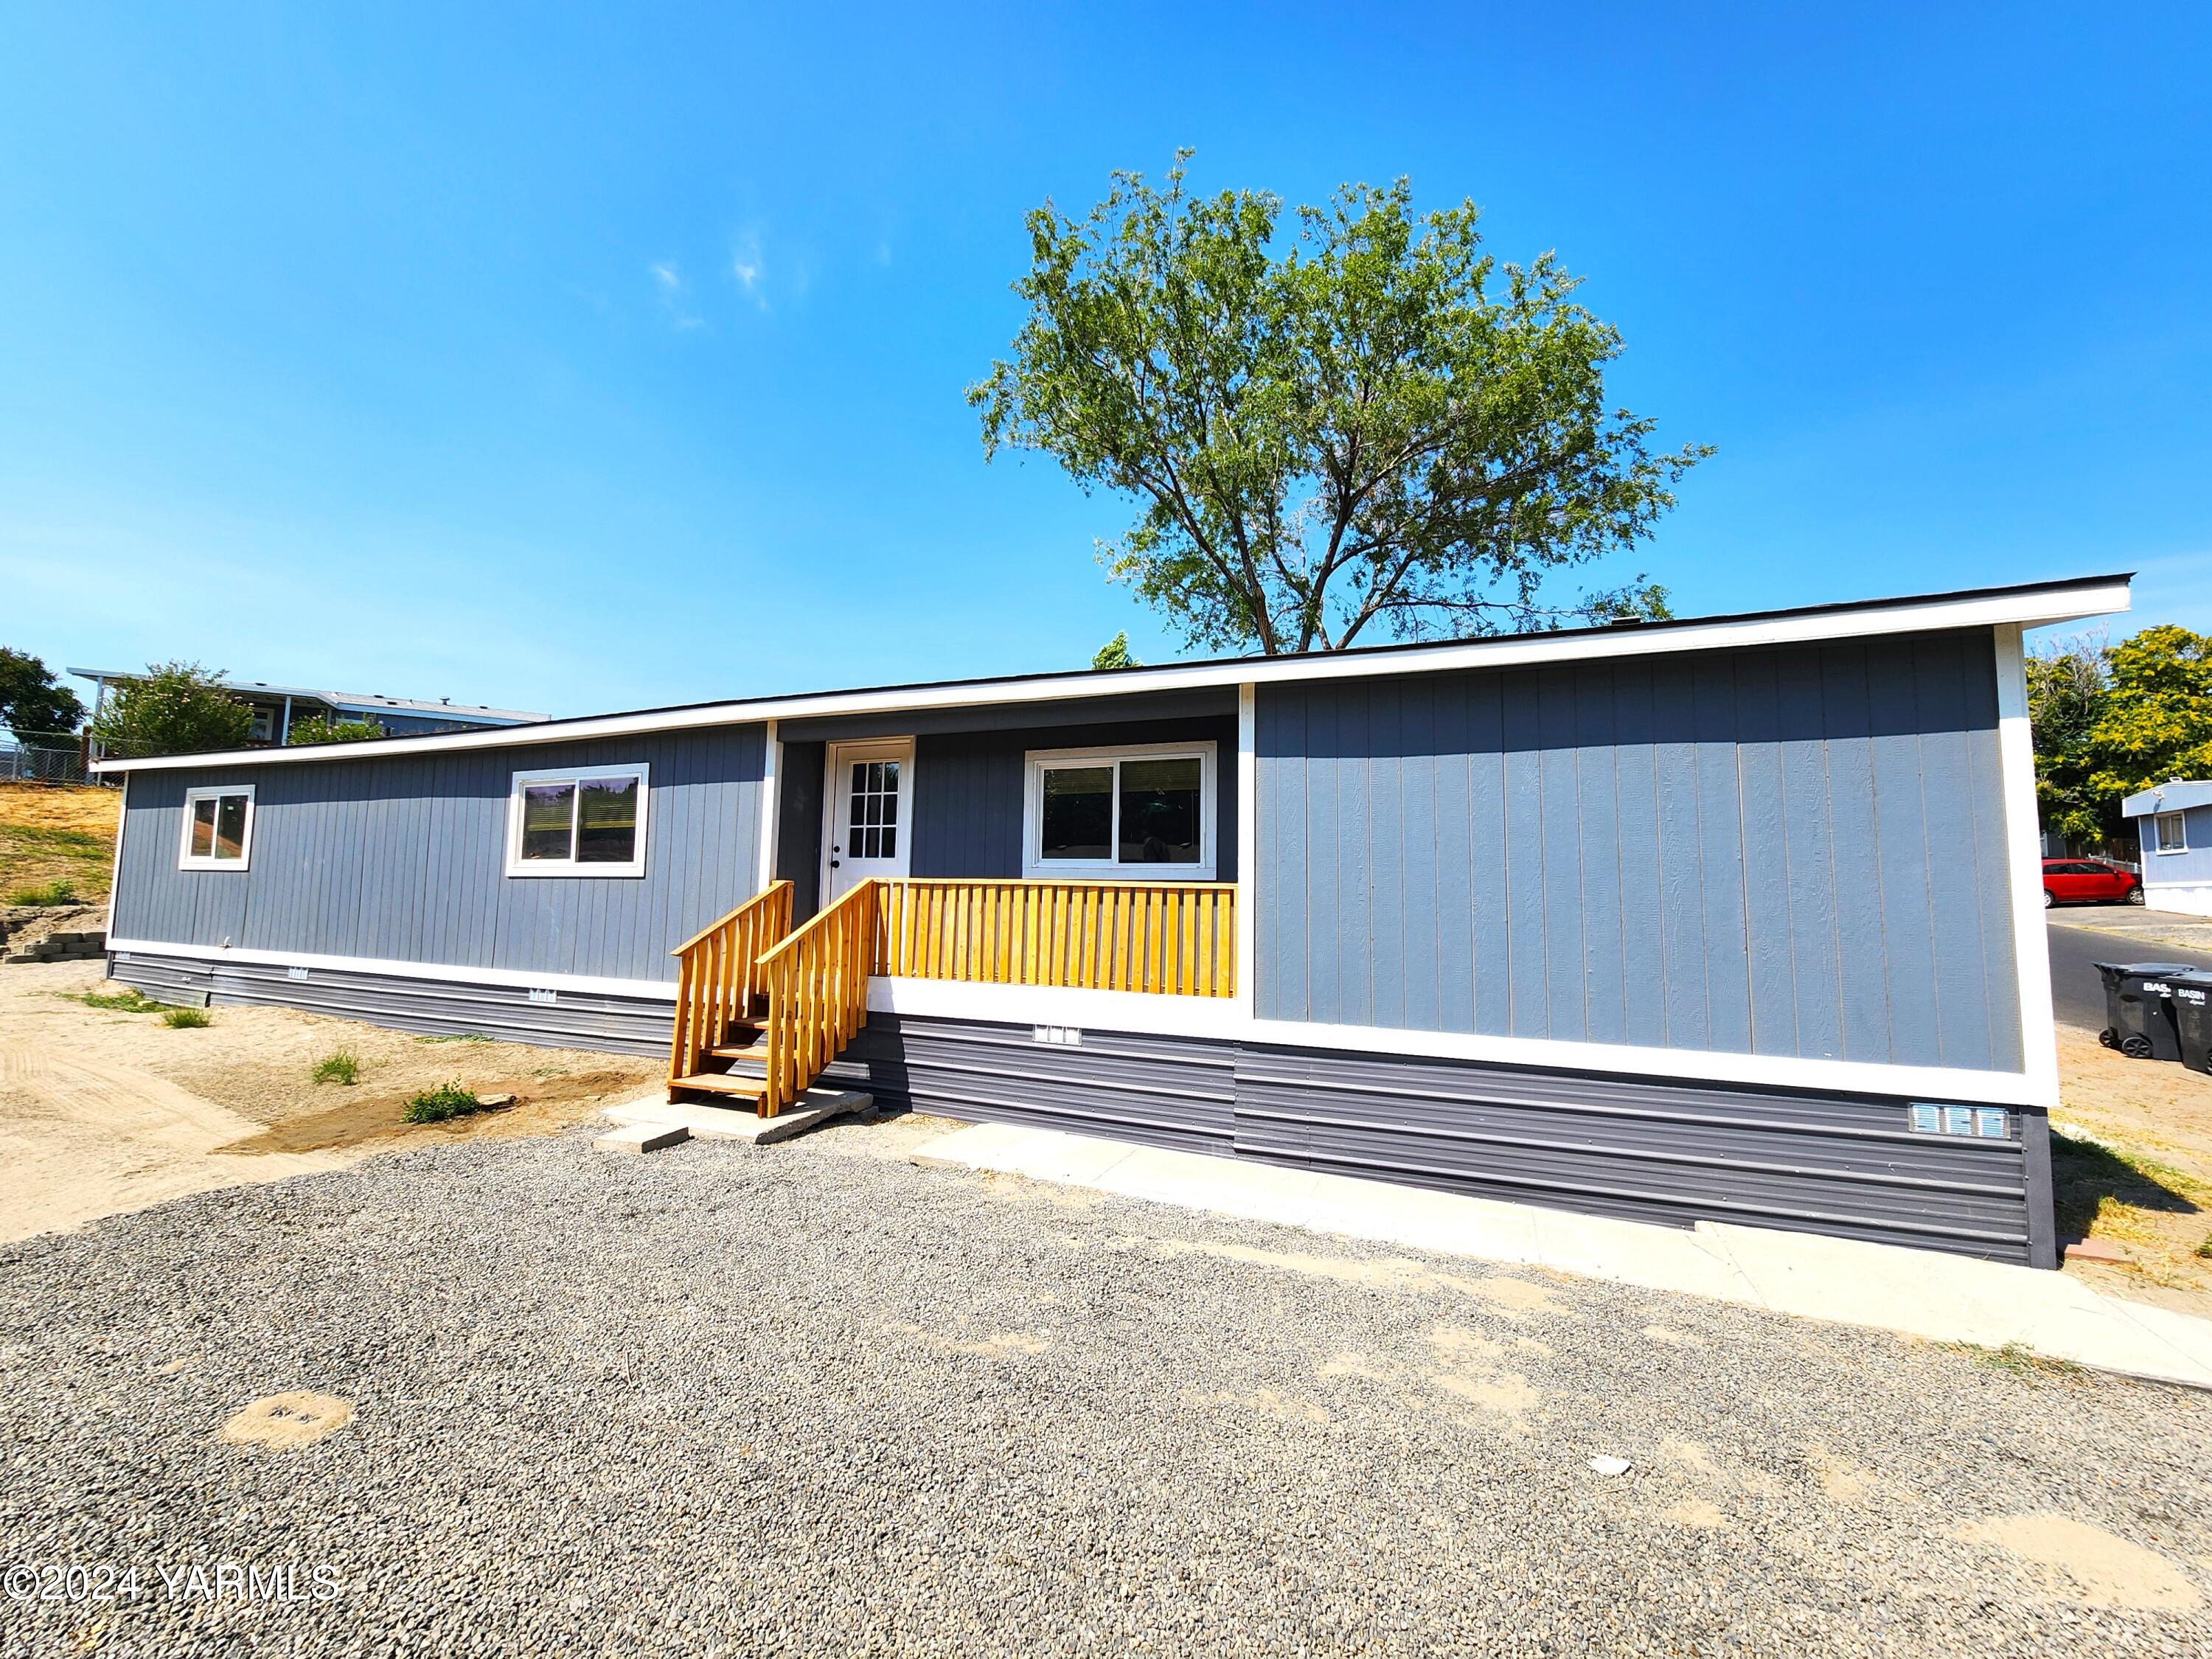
[69,667,548,750]
[91,574,2132,1268]
[2122,781,2212,915]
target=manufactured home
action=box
[94,574,2131,1267]
[2124,782,2212,917]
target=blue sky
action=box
[2,4,2206,721]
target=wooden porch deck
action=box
[667,877,1237,1113]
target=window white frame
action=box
[504,762,650,878]
[2157,810,2188,854]
[1021,742,1217,881]
[178,785,257,871]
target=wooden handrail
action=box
[667,881,793,1088]
[877,877,1235,998]
[756,877,881,1116]
[682,876,1236,1118]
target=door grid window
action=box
[847,759,900,860]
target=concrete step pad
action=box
[604,1088,872,1147]
[593,1122,692,1155]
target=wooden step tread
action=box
[669,1072,770,1097]
[707,1041,769,1061]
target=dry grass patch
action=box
[2051,1024,2212,1318]
[0,783,118,900]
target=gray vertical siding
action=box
[1256,629,2025,1075]
[112,727,768,984]
[773,738,827,919]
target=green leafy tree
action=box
[2026,633,2112,846]
[970,154,1707,654]
[0,647,86,739]
[2086,625,2212,804]
[2026,625,2212,849]
[1091,632,1141,670]
[88,662,253,758]
[287,716,388,745]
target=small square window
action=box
[179,787,255,870]
[2157,811,2188,854]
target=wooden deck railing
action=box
[755,877,882,1116]
[669,875,1237,1116]
[876,877,1237,998]
[667,880,791,1088]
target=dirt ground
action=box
[0,782,119,900]
[0,959,660,1243]
[2051,1021,2212,1315]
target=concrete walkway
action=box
[910,1121,2212,1391]
[2051,903,2212,956]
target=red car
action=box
[2042,858,2143,908]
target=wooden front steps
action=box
[668,1070,771,1099]
[671,1018,774,1103]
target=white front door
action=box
[822,739,914,904]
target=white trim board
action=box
[91,577,2131,773]
[104,939,679,1001]
[868,975,1245,1040]
[1234,684,1257,1024]
[757,718,781,891]
[866,978,2051,1107]
[103,771,131,945]
[1992,626,2062,1105]
[94,940,2052,1105]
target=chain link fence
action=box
[0,733,102,786]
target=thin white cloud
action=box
[730,236,769,310]
[649,260,703,330]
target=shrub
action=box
[72,987,161,1012]
[4,879,78,905]
[287,717,388,745]
[87,662,253,758]
[313,1049,361,1085]
[161,1006,211,1029]
[403,1082,483,1124]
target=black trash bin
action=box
[2166,970,2212,1074]
[2093,961,2195,1060]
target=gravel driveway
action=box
[3,1119,2208,1657]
